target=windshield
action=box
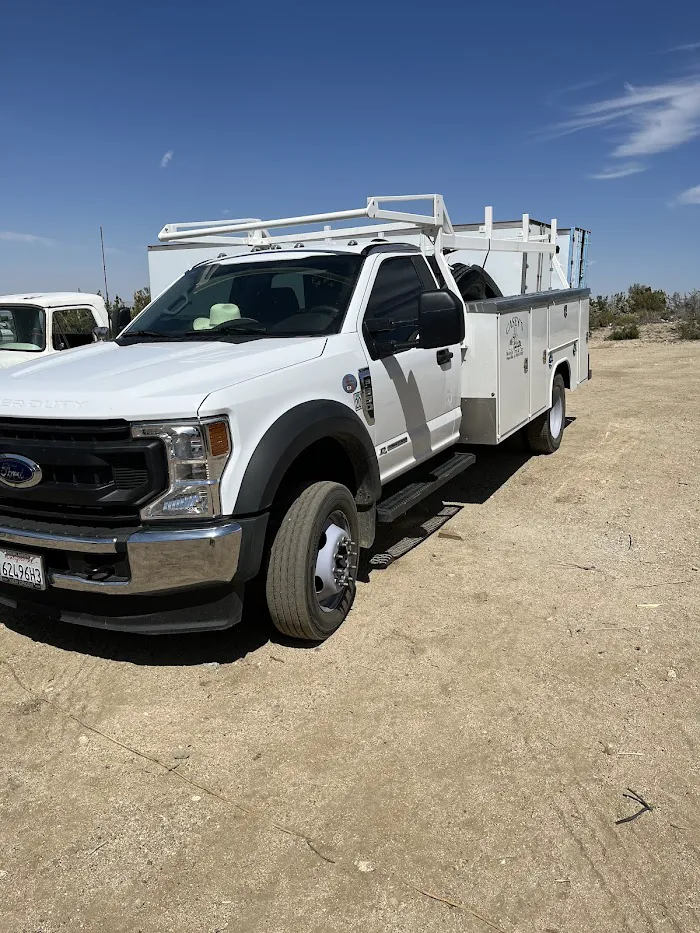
[119,254,364,344]
[0,305,47,352]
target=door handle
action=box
[436,348,453,365]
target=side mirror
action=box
[418,289,465,349]
[108,307,132,337]
[92,326,110,342]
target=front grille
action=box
[0,419,131,443]
[0,418,167,525]
[113,465,150,489]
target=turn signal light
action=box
[207,420,230,458]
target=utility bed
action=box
[461,287,590,444]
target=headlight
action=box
[131,418,232,520]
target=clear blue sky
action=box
[1,0,699,300]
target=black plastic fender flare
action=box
[233,400,381,518]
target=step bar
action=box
[376,450,476,524]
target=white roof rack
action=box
[158,195,569,287]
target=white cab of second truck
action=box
[0,292,109,369]
[0,195,589,643]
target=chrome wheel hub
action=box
[550,392,564,438]
[314,511,356,612]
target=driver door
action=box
[360,255,462,482]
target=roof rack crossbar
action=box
[159,195,447,243]
[157,195,565,278]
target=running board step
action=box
[376,450,476,524]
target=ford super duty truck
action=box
[0,196,590,640]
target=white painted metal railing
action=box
[158,194,571,287]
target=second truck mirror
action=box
[418,290,465,349]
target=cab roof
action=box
[201,243,420,269]
[0,292,105,309]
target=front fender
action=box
[233,399,381,515]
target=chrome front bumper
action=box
[0,522,242,596]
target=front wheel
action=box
[526,373,566,454]
[265,481,359,641]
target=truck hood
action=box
[0,337,326,420]
[0,350,40,370]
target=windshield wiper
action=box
[121,329,182,340]
[191,324,270,337]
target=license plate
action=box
[0,547,46,590]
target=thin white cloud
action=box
[668,42,700,52]
[0,230,56,246]
[546,77,611,106]
[545,76,700,159]
[160,149,174,168]
[104,246,123,256]
[677,183,700,204]
[588,162,646,180]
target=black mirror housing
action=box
[108,307,132,338]
[92,326,110,343]
[418,289,465,349]
[117,307,132,331]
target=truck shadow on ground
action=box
[1,420,574,666]
[358,437,533,581]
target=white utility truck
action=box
[0,293,110,369]
[0,196,590,640]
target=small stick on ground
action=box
[305,839,336,864]
[636,580,691,588]
[615,788,654,825]
[85,840,109,857]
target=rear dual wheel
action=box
[526,373,566,454]
[265,481,359,641]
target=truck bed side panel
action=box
[579,296,590,383]
[530,305,549,416]
[548,297,580,351]
[459,287,590,444]
[497,308,530,437]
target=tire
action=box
[450,264,503,301]
[265,481,359,641]
[527,373,566,454]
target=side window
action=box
[363,257,424,359]
[0,311,18,343]
[52,308,97,350]
[413,256,437,290]
[426,255,446,288]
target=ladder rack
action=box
[158,194,570,287]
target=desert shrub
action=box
[590,296,614,330]
[626,284,667,322]
[606,314,640,341]
[673,291,700,340]
[677,316,700,340]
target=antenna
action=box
[99,226,110,307]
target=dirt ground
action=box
[1,338,699,933]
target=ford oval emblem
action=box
[0,454,43,489]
